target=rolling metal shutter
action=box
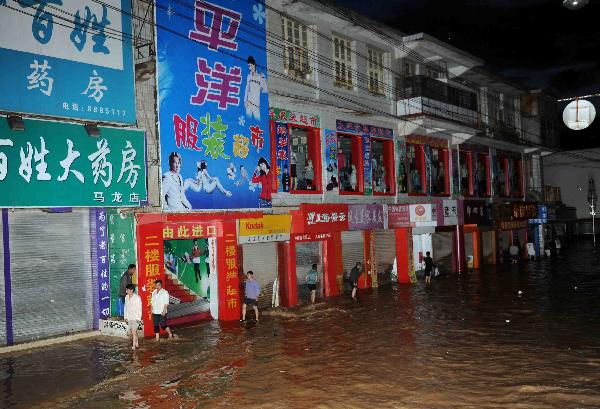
[241,242,278,309]
[9,209,94,343]
[342,231,364,275]
[0,214,5,345]
[374,230,396,287]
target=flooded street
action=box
[2,240,600,409]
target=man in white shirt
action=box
[151,279,173,341]
[162,152,195,211]
[124,284,142,350]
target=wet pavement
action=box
[2,240,600,408]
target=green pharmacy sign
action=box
[0,117,146,207]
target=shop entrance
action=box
[374,229,396,287]
[295,241,324,304]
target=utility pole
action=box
[588,176,597,247]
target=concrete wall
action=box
[543,149,600,219]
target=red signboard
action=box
[499,220,528,231]
[292,232,333,242]
[136,222,165,338]
[387,204,410,228]
[217,220,241,321]
[295,203,349,233]
[162,222,223,239]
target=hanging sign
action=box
[238,214,291,243]
[387,204,410,228]
[348,204,385,230]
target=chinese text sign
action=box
[157,0,270,210]
[107,209,136,315]
[0,117,147,207]
[95,208,110,319]
[0,0,135,123]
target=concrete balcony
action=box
[397,96,479,127]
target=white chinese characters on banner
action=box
[306,211,347,225]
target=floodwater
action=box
[2,241,600,409]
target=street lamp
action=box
[563,0,589,10]
[588,176,597,247]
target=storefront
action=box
[404,135,450,196]
[455,143,491,197]
[285,204,348,307]
[238,214,291,309]
[386,204,416,284]
[462,200,495,268]
[0,118,146,345]
[528,204,548,258]
[136,212,252,337]
[348,204,390,287]
[491,149,524,198]
[409,204,437,277]
[434,199,463,274]
[493,202,537,262]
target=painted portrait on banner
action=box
[157,0,270,210]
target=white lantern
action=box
[562,99,596,130]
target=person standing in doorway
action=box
[424,251,435,285]
[241,271,260,322]
[306,263,319,304]
[124,284,142,350]
[151,280,173,341]
[118,264,136,317]
[350,262,363,301]
[192,240,202,283]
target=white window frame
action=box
[281,17,312,80]
[332,34,355,90]
[367,47,385,95]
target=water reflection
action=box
[1,241,600,408]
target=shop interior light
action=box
[563,0,589,10]
[84,123,101,137]
[7,115,25,131]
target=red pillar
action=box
[361,230,372,288]
[323,238,340,297]
[453,225,466,273]
[396,228,411,284]
[472,230,481,270]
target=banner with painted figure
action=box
[157,0,270,210]
[275,122,290,192]
[0,0,135,123]
[324,129,338,192]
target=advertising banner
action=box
[0,117,146,207]
[238,214,291,243]
[409,204,437,226]
[324,129,339,192]
[463,200,492,226]
[157,0,270,210]
[274,122,290,192]
[0,0,135,123]
[95,209,110,319]
[295,203,349,233]
[387,204,410,228]
[335,120,393,138]
[107,209,136,315]
[348,204,385,230]
[362,135,372,196]
[440,199,459,226]
[269,108,320,128]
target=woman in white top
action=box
[124,284,142,350]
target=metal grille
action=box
[342,231,364,275]
[295,241,322,303]
[241,243,278,309]
[9,210,94,343]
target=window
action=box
[337,134,362,193]
[371,138,395,195]
[508,157,523,197]
[402,60,416,77]
[289,127,321,192]
[407,144,424,194]
[473,153,490,197]
[495,156,509,197]
[281,17,311,80]
[333,35,354,90]
[430,147,449,195]
[459,151,470,196]
[367,48,385,95]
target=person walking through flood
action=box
[124,284,142,350]
[306,264,319,304]
[424,252,435,285]
[151,279,173,341]
[241,271,261,323]
[350,262,363,301]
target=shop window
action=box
[407,144,424,194]
[459,151,470,196]
[496,157,509,197]
[371,138,395,195]
[474,153,490,197]
[337,134,363,193]
[289,127,321,192]
[430,147,448,195]
[509,158,523,197]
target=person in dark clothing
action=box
[349,262,363,301]
[424,252,434,285]
[118,264,136,316]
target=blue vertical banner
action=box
[95,208,110,319]
[362,135,372,195]
[157,0,271,210]
[275,122,290,192]
[0,0,135,123]
[324,129,339,192]
[424,144,433,195]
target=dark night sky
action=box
[336,0,600,149]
